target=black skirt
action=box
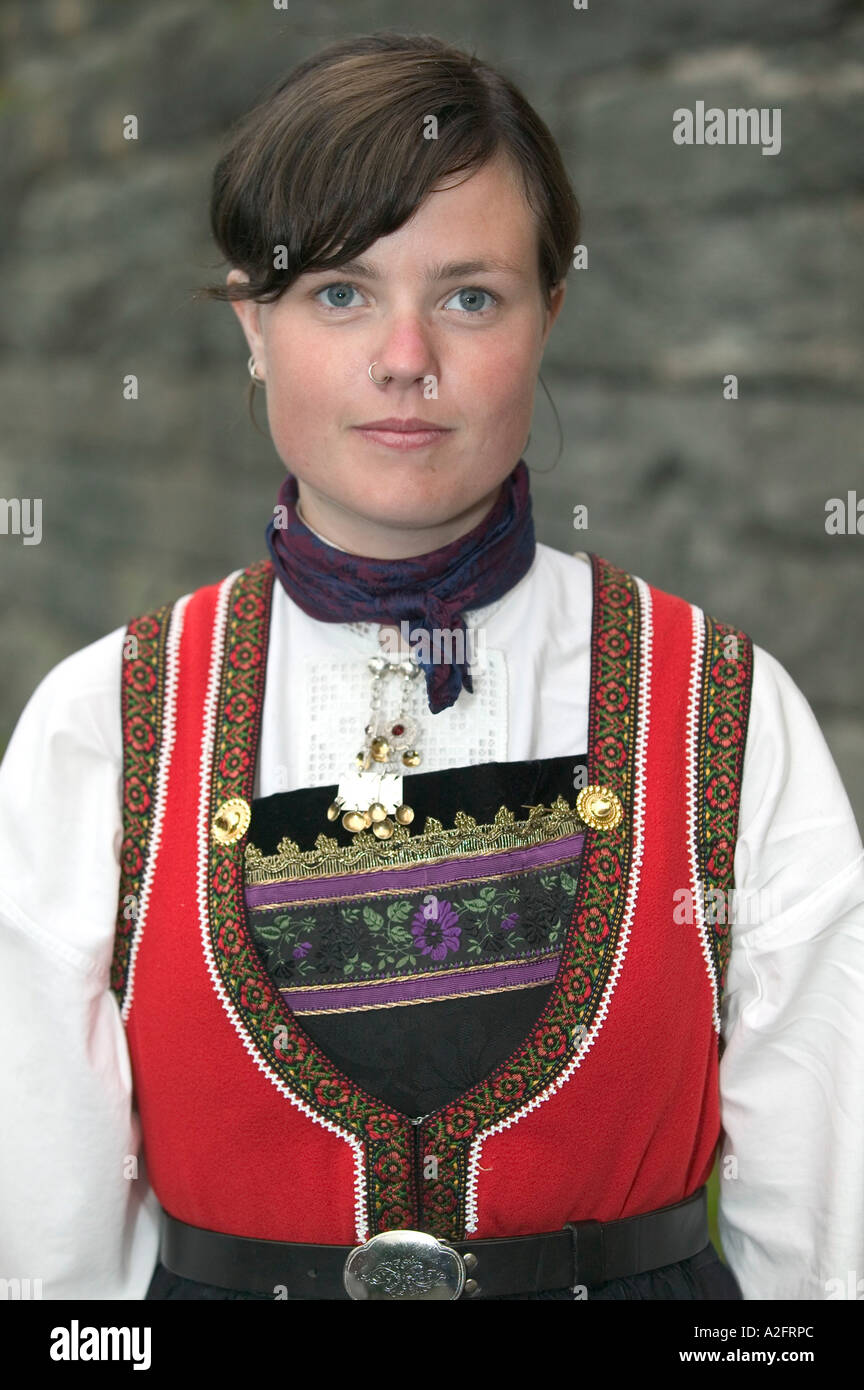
[145,1240,742,1301]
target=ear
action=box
[541,279,567,346]
[226,269,266,375]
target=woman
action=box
[1,32,862,1303]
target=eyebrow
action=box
[307,257,525,281]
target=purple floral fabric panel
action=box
[246,839,586,1014]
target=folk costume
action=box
[1,458,863,1301]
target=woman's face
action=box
[229,150,566,558]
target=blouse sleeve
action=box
[0,631,161,1299]
[718,643,864,1300]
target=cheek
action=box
[263,333,346,433]
[454,320,542,408]
[267,327,329,385]
[461,353,536,438]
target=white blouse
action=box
[0,544,862,1300]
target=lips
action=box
[352,418,453,451]
[355,418,449,431]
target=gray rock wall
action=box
[1,0,861,822]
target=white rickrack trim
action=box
[195,570,369,1243]
[464,575,654,1234]
[685,606,722,1035]
[121,591,191,1024]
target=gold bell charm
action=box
[401,749,421,767]
[395,804,414,825]
[370,737,390,762]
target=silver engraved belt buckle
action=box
[344,1229,466,1301]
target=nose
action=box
[369,310,438,388]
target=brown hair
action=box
[197,31,580,429]
[199,30,579,298]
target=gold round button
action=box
[211,796,252,844]
[575,784,624,831]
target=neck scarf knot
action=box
[265,458,535,714]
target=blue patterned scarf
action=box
[265,458,535,714]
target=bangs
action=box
[202,33,579,309]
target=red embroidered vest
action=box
[111,553,753,1245]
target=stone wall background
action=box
[0,0,862,821]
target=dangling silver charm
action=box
[328,635,425,834]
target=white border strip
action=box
[121,592,191,1024]
[464,575,654,1234]
[195,571,369,1242]
[685,606,721,1034]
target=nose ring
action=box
[368,362,391,385]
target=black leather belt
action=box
[161,1186,709,1300]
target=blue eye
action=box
[313,282,498,314]
[444,288,497,314]
[316,283,363,309]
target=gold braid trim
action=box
[244,794,588,884]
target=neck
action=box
[295,502,348,552]
[294,481,505,560]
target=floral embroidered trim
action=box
[417,554,641,1238]
[111,602,174,1008]
[206,563,416,1233]
[684,605,720,1033]
[113,554,641,1240]
[206,554,639,1241]
[244,797,588,884]
[462,573,653,1233]
[193,569,375,1241]
[122,594,191,1023]
[694,614,754,1003]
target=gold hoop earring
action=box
[248,355,265,387]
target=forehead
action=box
[353,152,539,273]
[408,152,535,246]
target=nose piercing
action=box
[368,362,391,385]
